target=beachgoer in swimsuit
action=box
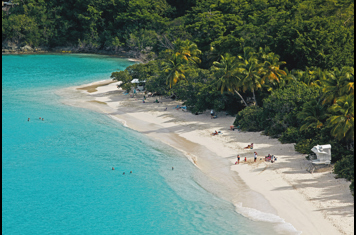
[237,155,240,164]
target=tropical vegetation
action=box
[2,0,354,193]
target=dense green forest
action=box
[2,0,354,193]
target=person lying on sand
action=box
[212,130,218,136]
[244,143,253,149]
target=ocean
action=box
[2,54,279,235]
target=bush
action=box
[334,155,354,193]
[279,127,301,144]
[294,139,314,154]
[260,81,322,137]
[233,105,264,132]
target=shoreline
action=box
[2,51,143,63]
[2,47,144,63]
[58,79,354,235]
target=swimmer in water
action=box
[42,118,44,121]
[39,117,41,119]
[123,172,125,175]
[172,167,174,170]
[28,118,30,121]
[112,167,115,170]
[130,171,132,174]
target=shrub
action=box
[334,155,354,193]
[260,81,322,137]
[294,139,314,154]
[279,127,301,144]
[233,105,264,132]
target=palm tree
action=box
[212,53,248,106]
[260,52,286,83]
[277,68,296,89]
[258,51,286,92]
[257,46,272,61]
[297,100,329,131]
[322,67,354,104]
[162,39,201,88]
[292,67,324,87]
[162,54,186,88]
[236,55,263,106]
[163,38,201,65]
[340,67,354,94]
[327,94,354,141]
[309,67,327,86]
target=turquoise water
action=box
[2,54,277,235]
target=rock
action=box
[20,45,33,52]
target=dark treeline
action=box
[2,0,354,193]
[2,0,354,70]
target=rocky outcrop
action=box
[2,41,49,54]
[2,42,153,62]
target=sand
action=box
[58,79,354,235]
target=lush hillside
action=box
[3,0,354,193]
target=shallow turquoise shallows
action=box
[2,54,276,235]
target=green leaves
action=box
[162,39,201,87]
[322,67,354,104]
[297,100,329,131]
[327,94,354,141]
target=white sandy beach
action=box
[59,79,354,235]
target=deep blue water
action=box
[2,54,276,235]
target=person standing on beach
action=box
[236,155,240,164]
[244,157,247,162]
[254,152,257,162]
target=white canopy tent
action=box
[131,79,146,84]
[131,79,146,91]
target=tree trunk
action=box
[234,90,248,107]
[252,89,258,106]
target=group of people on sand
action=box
[265,154,277,163]
[235,143,277,164]
[235,151,258,164]
[28,117,44,121]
